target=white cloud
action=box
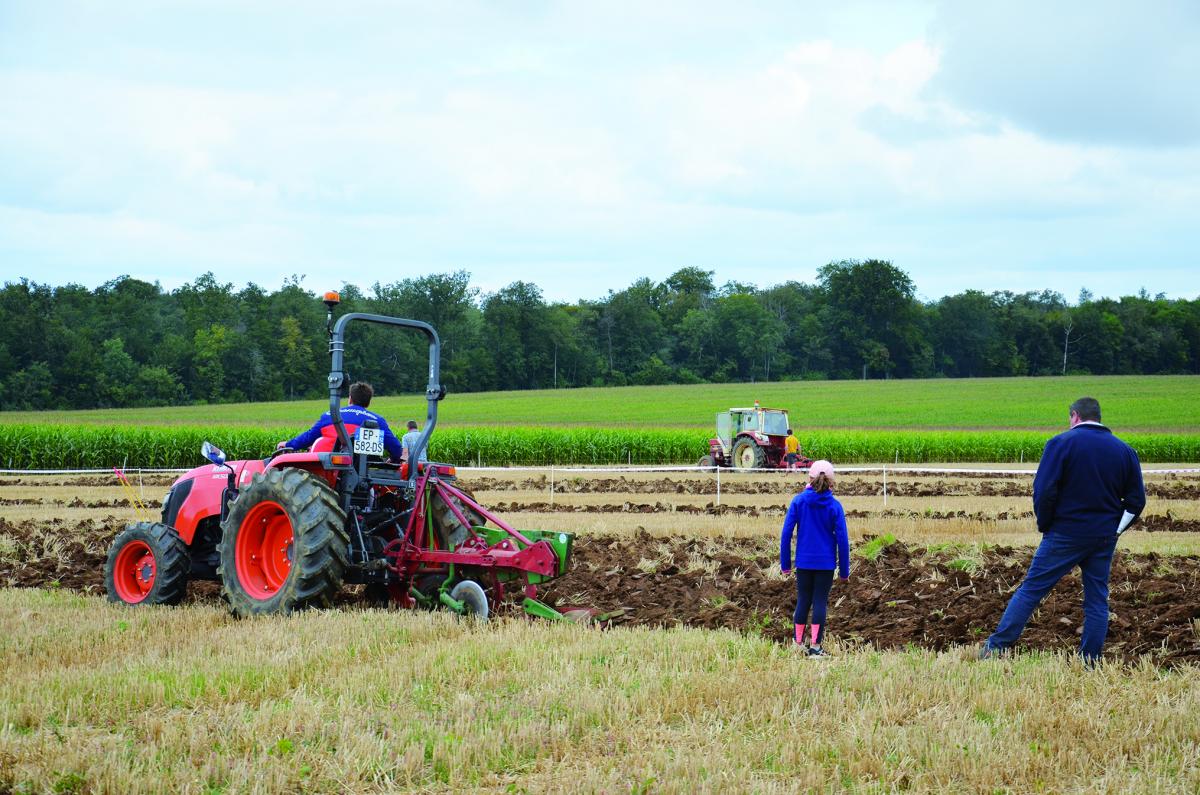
[927,0,1200,146]
[0,1,1197,301]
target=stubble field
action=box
[2,467,1199,792]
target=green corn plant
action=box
[0,424,1196,469]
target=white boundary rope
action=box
[2,465,1197,475]
[457,465,1200,475]
[0,468,191,475]
[5,464,1196,509]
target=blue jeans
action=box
[793,569,835,643]
[986,533,1118,661]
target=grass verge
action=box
[2,589,1198,794]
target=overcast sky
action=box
[2,1,1198,303]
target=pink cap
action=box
[807,459,835,481]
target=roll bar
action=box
[327,312,443,487]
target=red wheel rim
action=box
[235,501,295,600]
[113,540,156,603]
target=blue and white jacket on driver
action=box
[285,404,404,461]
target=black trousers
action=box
[793,569,835,643]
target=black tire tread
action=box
[104,521,190,606]
[429,487,483,549]
[217,467,349,617]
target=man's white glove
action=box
[1116,510,1136,535]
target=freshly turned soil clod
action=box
[538,532,1200,666]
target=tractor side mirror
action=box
[201,441,227,466]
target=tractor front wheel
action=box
[218,467,349,617]
[732,438,766,470]
[104,522,190,606]
[697,454,716,471]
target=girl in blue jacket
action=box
[780,459,851,656]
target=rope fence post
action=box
[882,464,887,508]
[716,465,721,506]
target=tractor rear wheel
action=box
[105,521,190,606]
[218,467,349,617]
[732,438,766,470]
[429,487,484,550]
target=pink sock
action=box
[810,624,821,645]
[794,624,806,645]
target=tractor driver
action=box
[785,428,802,467]
[278,381,404,461]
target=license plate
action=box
[353,427,385,456]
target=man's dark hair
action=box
[406,420,418,430]
[349,381,373,407]
[787,428,793,435]
[1070,396,1101,422]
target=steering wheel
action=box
[268,446,296,461]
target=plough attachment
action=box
[382,470,613,623]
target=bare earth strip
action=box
[2,470,1198,660]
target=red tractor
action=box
[697,404,812,471]
[104,293,593,622]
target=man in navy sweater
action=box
[982,397,1146,663]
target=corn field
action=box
[1,423,1197,469]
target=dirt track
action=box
[5,473,1197,499]
[487,501,1200,531]
[460,475,1200,500]
[4,497,1199,533]
[3,516,1198,665]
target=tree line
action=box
[1,261,1197,410]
